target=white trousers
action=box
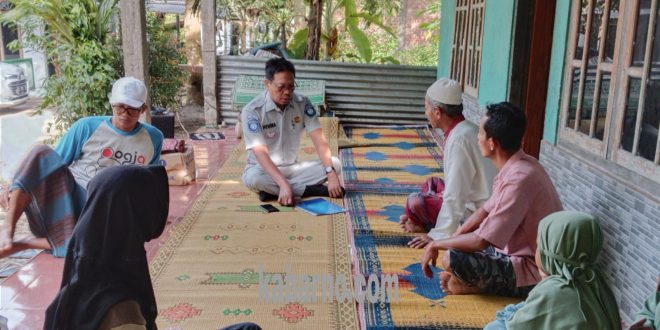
[242,157,342,197]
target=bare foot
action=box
[0,237,49,259]
[399,214,408,231]
[400,214,427,233]
[0,223,15,257]
[440,271,452,294]
[404,220,427,233]
[447,274,484,295]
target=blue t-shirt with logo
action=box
[55,116,163,189]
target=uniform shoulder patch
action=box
[304,103,317,117]
[247,116,261,133]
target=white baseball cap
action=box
[426,77,463,105]
[109,77,147,108]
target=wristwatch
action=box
[324,166,335,174]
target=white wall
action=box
[0,109,53,181]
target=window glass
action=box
[568,68,582,129]
[632,0,652,67]
[580,71,596,135]
[621,78,642,152]
[603,0,619,63]
[637,79,659,161]
[575,2,589,60]
[1,23,20,60]
[595,72,611,140]
[651,2,660,63]
[588,1,607,62]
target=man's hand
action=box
[277,182,294,206]
[452,224,464,237]
[628,318,651,330]
[408,234,432,249]
[327,172,343,198]
[421,242,439,278]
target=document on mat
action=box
[296,198,346,216]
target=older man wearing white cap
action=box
[0,77,164,259]
[404,78,496,249]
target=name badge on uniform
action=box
[292,115,301,129]
[262,122,277,138]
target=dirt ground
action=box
[173,103,208,139]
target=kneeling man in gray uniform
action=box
[241,58,344,206]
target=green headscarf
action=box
[634,278,659,329]
[507,211,621,330]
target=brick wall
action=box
[540,141,660,323]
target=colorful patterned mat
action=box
[341,125,521,329]
[150,118,357,329]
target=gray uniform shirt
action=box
[241,91,321,166]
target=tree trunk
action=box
[397,0,407,62]
[323,0,334,60]
[223,19,229,54]
[294,0,306,30]
[240,18,247,53]
[184,0,203,105]
[280,23,288,50]
[305,0,322,60]
[230,21,240,55]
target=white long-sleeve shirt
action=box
[428,120,497,240]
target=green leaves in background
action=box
[346,23,371,63]
[287,28,309,59]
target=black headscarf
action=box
[44,165,169,330]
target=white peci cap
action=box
[426,77,463,105]
[109,77,147,108]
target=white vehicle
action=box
[0,62,28,103]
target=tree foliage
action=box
[287,0,395,63]
[1,0,122,138]
[2,0,189,138]
[147,13,187,110]
[418,1,440,45]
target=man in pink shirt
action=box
[421,102,562,297]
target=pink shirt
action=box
[474,150,562,287]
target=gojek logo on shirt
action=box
[100,147,147,165]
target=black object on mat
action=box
[189,132,226,140]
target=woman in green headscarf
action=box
[630,277,659,329]
[484,211,621,330]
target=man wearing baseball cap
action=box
[0,77,164,259]
[403,78,496,248]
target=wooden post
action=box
[521,0,556,158]
[201,0,219,127]
[120,0,151,123]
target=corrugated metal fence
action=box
[218,56,437,126]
